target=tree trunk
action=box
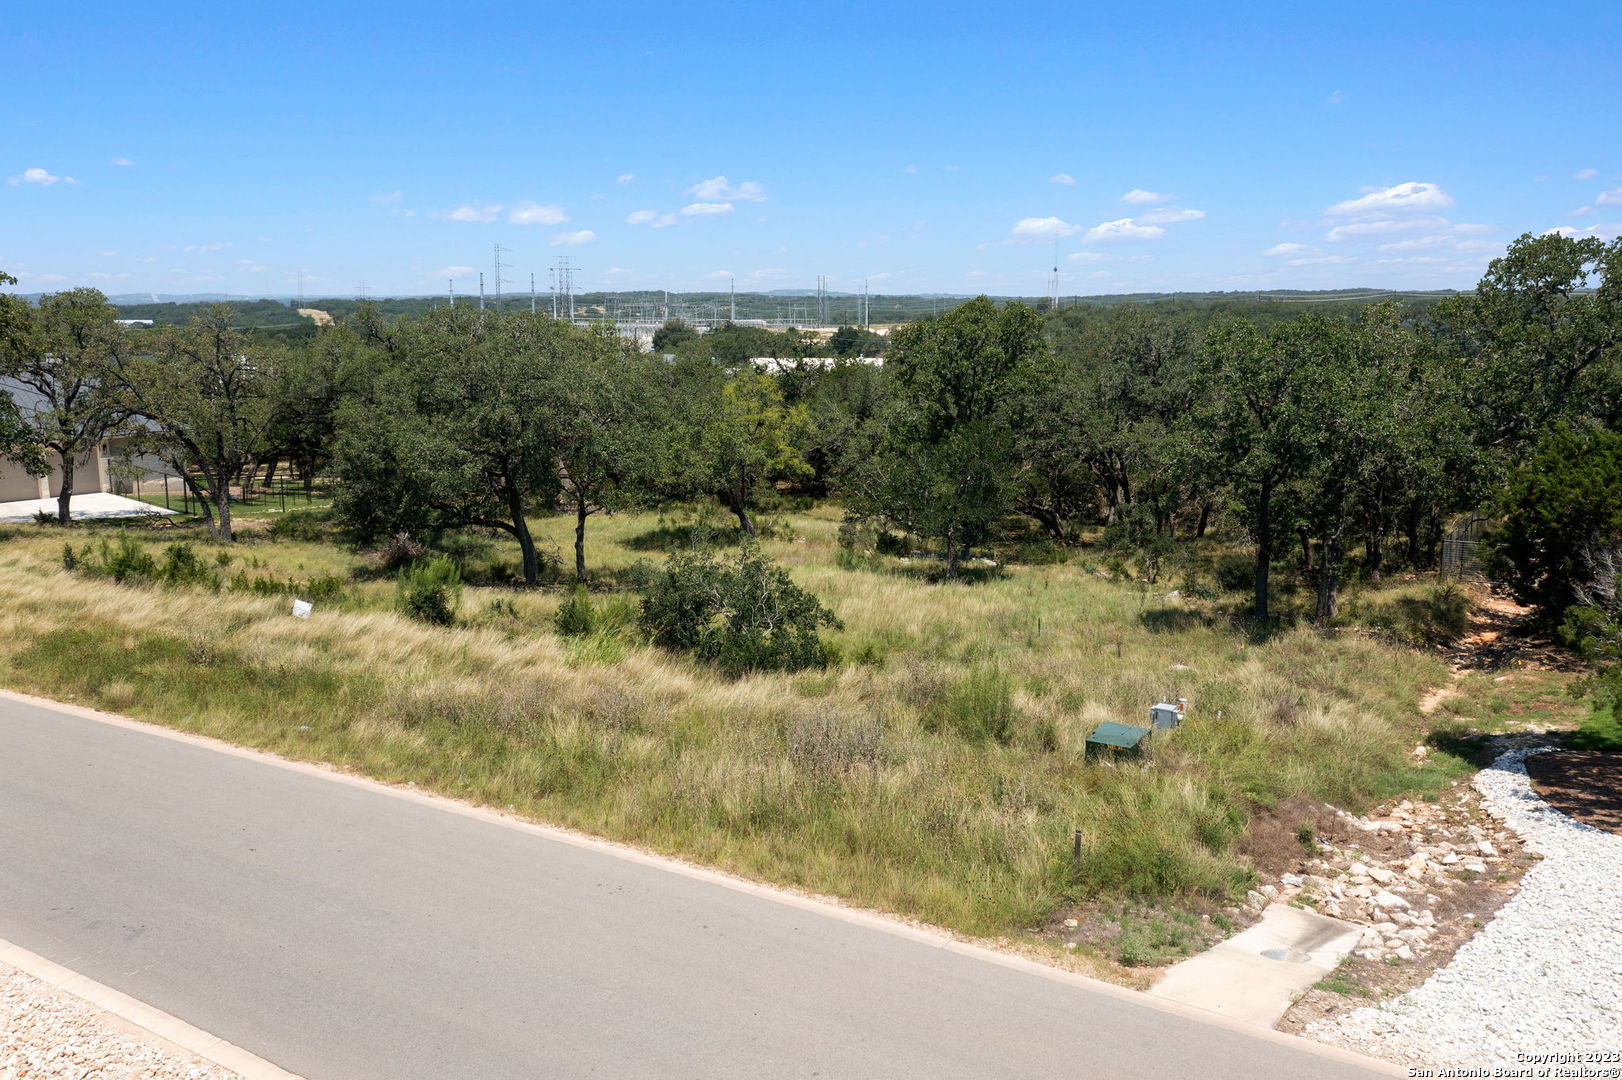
[1365,529,1384,585]
[1020,503,1066,542]
[1253,482,1273,623]
[55,450,76,525]
[263,458,278,491]
[944,526,961,578]
[719,479,755,535]
[212,475,234,542]
[506,484,539,586]
[574,497,589,583]
[1195,501,1212,539]
[1299,528,1313,574]
[1315,531,1344,623]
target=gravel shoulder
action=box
[1,960,242,1080]
[1305,743,1622,1067]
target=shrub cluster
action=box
[396,554,462,626]
[639,541,840,675]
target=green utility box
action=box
[1085,721,1151,757]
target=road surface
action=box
[0,692,1395,1079]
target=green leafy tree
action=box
[1493,425,1622,620]
[1205,315,1332,621]
[854,296,1047,576]
[655,364,814,534]
[1440,232,1622,453]
[0,271,48,481]
[333,307,567,585]
[550,325,661,581]
[1016,305,1206,540]
[651,317,697,352]
[0,289,131,523]
[110,305,283,541]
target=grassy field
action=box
[0,503,1470,962]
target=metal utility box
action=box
[1086,722,1151,757]
[1149,698,1187,731]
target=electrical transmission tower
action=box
[815,275,828,327]
[448,278,455,307]
[1046,238,1061,311]
[493,244,512,308]
[552,257,576,321]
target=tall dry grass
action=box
[0,514,1457,938]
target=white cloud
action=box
[1326,89,1343,105]
[1377,234,1500,253]
[508,201,569,226]
[1085,218,1165,242]
[1574,168,1598,181]
[1121,188,1172,204]
[1326,181,1454,217]
[681,202,733,216]
[111,157,133,166]
[1544,223,1622,240]
[1011,216,1081,240]
[705,270,734,280]
[1597,188,1622,205]
[626,210,658,224]
[1287,255,1354,266]
[438,203,504,223]
[1264,242,1314,256]
[686,176,767,202]
[183,242,232,253]
[98,250,119,257]
[551,229,596,246]
[616,173,635,183]
[9,166,76,186]
[1067,251,1106,262]
[905,163,917,174]
[372,190,403,203]
[436,265,475,277]
[1138,206,1205,224]
[1049,173,1076,185]
[1325,216,1444,242]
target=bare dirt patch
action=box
[1443,589,1579,674]
[297,307,333,326]
[1526,750,1622,834]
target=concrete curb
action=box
[1,685,1402,1077]
[0,937,305,1080]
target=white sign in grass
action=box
[292,599,313,619]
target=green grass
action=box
[1314,973,1375,998]
[1571,703,1622,750]
[0,506,1468,949]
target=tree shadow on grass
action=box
[1138,608,1218,634]
[623,523,744,552]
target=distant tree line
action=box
[3,233,1620,644]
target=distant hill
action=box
[0,286,1466,334]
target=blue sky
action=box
[4,0,1620,299]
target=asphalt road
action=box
[0,693,1394,1079]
